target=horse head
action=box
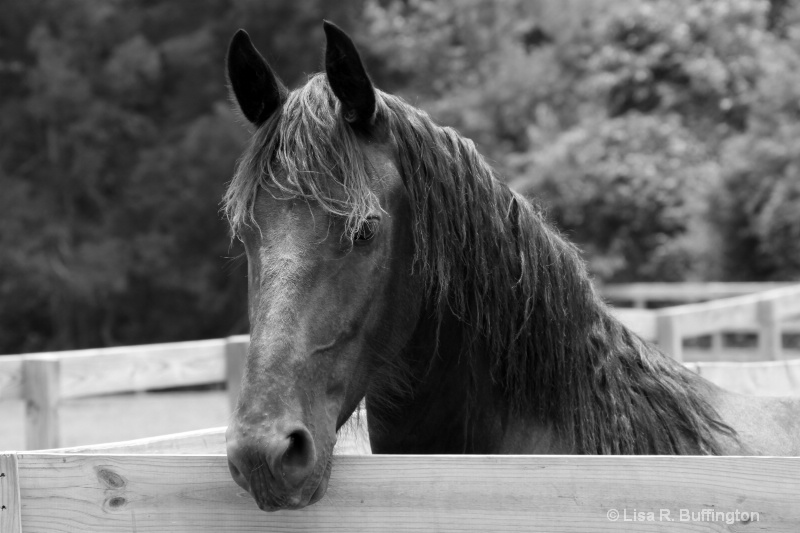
[223,22,422,511]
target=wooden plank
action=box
[43,427,228,455]
[601,282,798,304]
[225,336,248,413]
[758,299,781,360]
[0,453,22,533]
[785,319,800,333]
[611,308,657,341]
[770,285,800,321]
[23,358,60,450]
[656,294,762,338]
[56,339,227,399]
[655,314,682,361]
[611,319,800,337]
[0,356,24,401]
[710,332,723,357]
[14,454,800,532]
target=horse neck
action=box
[370,117,733,454]
[502,206,735,453]
[365,306,513,454]
[503,207,737,454]
[407,185,730,454]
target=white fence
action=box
[2,283,799,450]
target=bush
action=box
[714,126,800,281]
[512,114,721,282]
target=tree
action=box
[0,0,369,353]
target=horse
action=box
[223,21,800,512]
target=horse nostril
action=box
[227,458,250,491]
[281,428,316,486]
[227,424,317,497]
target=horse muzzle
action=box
[226,421,330,511]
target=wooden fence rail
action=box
[1,283,799,450]
[600,281,800,307]
[611,284,800,361]
[0,335,250,450]
[2,431,799,533]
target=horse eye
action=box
[353,217,379,243]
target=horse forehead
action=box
[251,194,320,250]
[364,141,402,188]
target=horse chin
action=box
[250,456,332,512]
[308,472,329,505]
[304,454,333,508]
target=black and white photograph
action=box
[1,0,799,531]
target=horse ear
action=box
[226,29,287,126]
[323,20,376,127]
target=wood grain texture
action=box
[14,454,800,532]
[0,453,22,533]
[56,339,227,399]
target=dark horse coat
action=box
[222,22,800,512]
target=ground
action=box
[0,389,371,453]
[0,390,230,450]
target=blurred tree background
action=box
[1,0,799,354]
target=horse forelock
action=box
[223,74,381,239]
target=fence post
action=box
[0,453,22,533]
[656,314,683,362]
[711,332,724,358]
[225,336,249,413]
[757,299,781,360]
[23,357,60,450]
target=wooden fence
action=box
[1,283,800,450]
[0,335,250,451]
[2,427,800,532]
[606,283,800,361]
[601,282,800,307]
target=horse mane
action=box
[224,73,737,455]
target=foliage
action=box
[2,0,800,354]
[364,0,800,283]
[708,13,800,282]
[714,124,800,280]
[512,114,721,281]
[0,0,352,353]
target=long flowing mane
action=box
[224,74,736,454]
